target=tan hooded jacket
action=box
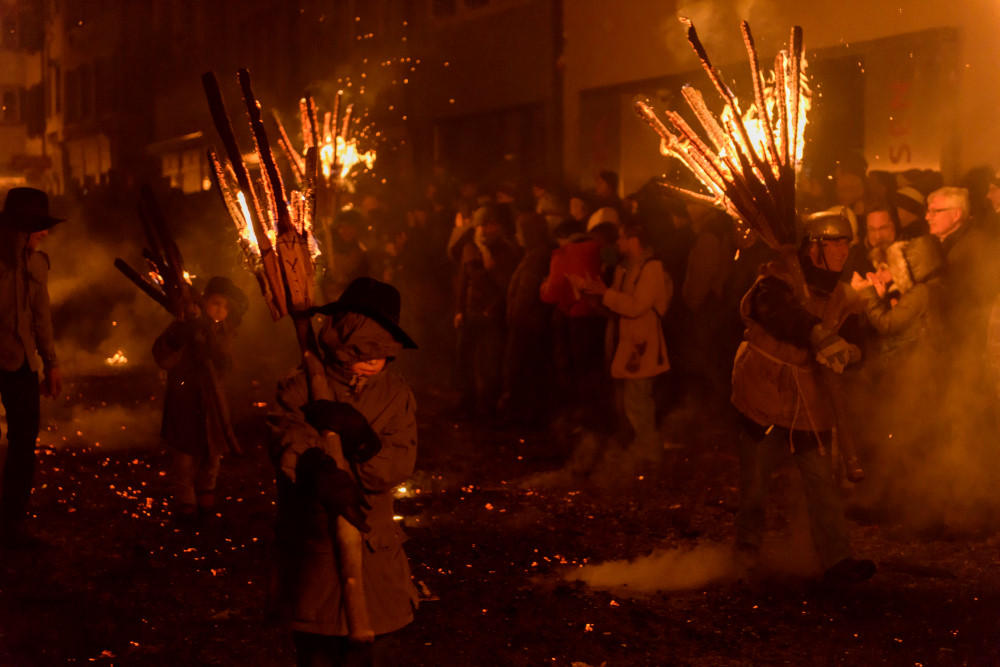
[268,313,419,637]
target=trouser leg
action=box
[623,376,657,450]
[794,439,852,569]
[195,453,222,511]
[734,421,785,549]
[0,361,41,527]
[168,449,198,510]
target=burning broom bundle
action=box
[272,92,376,283]
[638,20,863,481]
[635,19,809,287]
[201,69,375,642]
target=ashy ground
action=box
[0,365,998,666]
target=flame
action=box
[105,350,128,366]
[236,192,260,254]
[182,270,195,284]
[721,54,811,176]
[320,134,376,181]
[637,21,809,249]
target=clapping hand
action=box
[567,274,607,296]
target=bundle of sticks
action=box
[635,19,807,276]
[201,69,375,642]
[636,20,863,481]
[113,185,241,455]
[272,92,375,274]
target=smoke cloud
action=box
[565,543,734,593]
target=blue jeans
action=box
[735,421,851,569]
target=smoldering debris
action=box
[565,543,734,594]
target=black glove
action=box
[302,400,382,463]
[296,448,371,533]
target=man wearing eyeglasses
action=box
[926,187,998,338]
[927,187,999,480]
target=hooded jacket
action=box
[268,313,419,637]
[860,235,944,353]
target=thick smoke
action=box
[23,190,299,453]
[565,543,734,593]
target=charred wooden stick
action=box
[740,21,783,171]
[202,71,272,257]
[114,258,170,310]
[274,110,306,188]
[237,70,314,313]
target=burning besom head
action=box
[635,19,810,253]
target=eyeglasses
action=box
[927,207,957,214]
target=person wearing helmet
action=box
[729,210,876,585]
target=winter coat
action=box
[153,318,234,457]
[0,229,57,373]
[939,223,999,341]
[731,260,861,431]
[601,253,672,379]
[268,329,419,637]
[540,235,603,317]
[456,235,520,321]
[506,245,553,333]
[860,235,944,355]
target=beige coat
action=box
[269,363,419,637]
[602,255,672,379]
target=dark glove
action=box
[296,448,371,532]
[302,400,382,463]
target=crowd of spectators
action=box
[318,157,1000,530]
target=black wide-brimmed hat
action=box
[203,276,250,317]
[0,187,65,232]
[311,277,417,349]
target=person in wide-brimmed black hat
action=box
[268,277,420,665]
[0,187,65,549]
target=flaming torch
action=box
[637,20,862,481]
[201,69,375,643]
[113,184,241,454]
[636,19,810,292]
[272,92,376,292]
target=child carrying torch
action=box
[153,276,248,525]
[268,277,419,665]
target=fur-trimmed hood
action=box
[885,235,944,294]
